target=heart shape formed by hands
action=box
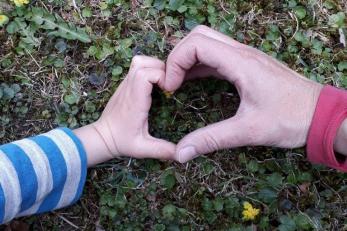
[92,25,322,165]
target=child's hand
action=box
[75,56,176,166]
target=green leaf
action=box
[213,198,224,212]
[323,0,335,9]
[88,73,106,86]
[257,188,277,203]
[85,101,96,113]
[328,12,346,28]
[287,0,297,8]
[6,21,19,34]
[64,94,79,105]
[162,204,176,221]
[202,161,214,175]
[30,7,91,43]
[224,197,240,218]
[11,84,21,93]
[202,197,213,211]
[294,214,312,230]
[204,211,217,224]
[279,215,297,231]
[266,25,280,41]
[82,7,92,18]
[246,160,259,172]
[99,2,108,10]
[160,170,176,189]
[266,172,283,187]
[297,172,312,183]
[341,75,347,88]
[338,61,347,71]
[153,224,166,231]
[311,39,323,55]
[55,40,67,53]
[53,58,64,68]
[144,0,154,7]
[112,66,123,76]
[168,0,185,11]
[177,5,187,13]
[184,17,200,30]
[294,6,307,19]
[294,31,310,47]
[153,0,166,10]
[87,46,98,56]
[3,87,15,100]
[9,18,40,47]
[259,216,270,230]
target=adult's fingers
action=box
[164,25,250,91]
[184,64,225,81]
[172,25,245,53]
[175,115,252,163]
[164,33,243,92]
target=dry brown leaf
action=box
[299,182,311,193]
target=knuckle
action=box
[238,49,253,59]
[191,25,210,35]
[202,130,221,153]
[131,55,144,67]
[188,32,205,42]
[133,68,142,79]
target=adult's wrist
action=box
[74,123,114,167]
[334,118,347,156]
[306,85,347,172]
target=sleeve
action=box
[0,127,87,224]
[307,85,347,172]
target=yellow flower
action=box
[0,15,9,27]
[163,91,174,99]
[11,0,30,7]
[242,201,260,221]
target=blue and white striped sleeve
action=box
[0,127,87,224]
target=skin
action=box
[160,25,343,163]
[74,25,347,167]
[335,119,347,156]
[74,56,176,167]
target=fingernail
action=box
[178,146,197,163]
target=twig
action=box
[289,12,299,41]
[57,214,80,230]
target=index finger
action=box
[164,32,238,92]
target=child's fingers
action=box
[131,67,165,100]
[133,137,176,160]
[109,64,165,111]
[129,55,165,77]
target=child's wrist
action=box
[74,123,115,167]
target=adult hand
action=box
[76,56,176,166]
[162,25,323,163]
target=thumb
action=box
[175,116,250,163]
[133,136,176,160]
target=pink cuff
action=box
[307,85,347,172]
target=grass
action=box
[0,0,347,230]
